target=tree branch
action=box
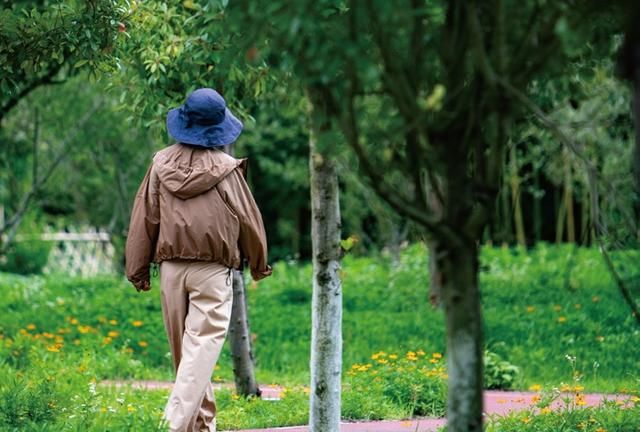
[0,102,100,252]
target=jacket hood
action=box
[153,144,244,200]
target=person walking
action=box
[125,88,272,432]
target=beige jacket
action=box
[125,144,272,290]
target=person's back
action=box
[124,88,271,432]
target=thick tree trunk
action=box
[439,243,484,432]
[222,144,260,397]
[308,90,342,432]
[228,269,260,396]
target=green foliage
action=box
[0,0,128,108]
[483,401,640,432]
[345,350,447,418]
[484,350,520,390]
[0,243,639,429]
[0,216,51,274]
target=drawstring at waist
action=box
[226,267,233,286]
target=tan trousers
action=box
[160,260,233,432]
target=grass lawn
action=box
[1,243,638,430]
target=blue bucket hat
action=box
[166,88,243,148]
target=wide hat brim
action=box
[166,106,243,148]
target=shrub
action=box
[484,349,520,390]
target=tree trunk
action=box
[438,242,484,432]
[308,89,342,432]
[533,168,542,242]
[509,146,526,245]
[564,150,576,243]
[228,269,261,396]
[556,196,566,243]
[222,143,260,397]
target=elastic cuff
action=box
[250,265,273,281]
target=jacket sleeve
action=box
[218,162,272,281]
[125,163,161,290]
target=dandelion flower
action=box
[108,331,119,338]
[138,341,148,347]
[557,316,567,323]
[132,320,144,327]
[109,319,118,325]
[540,407,551,414]
[26,324,36,330]
[529,384,542,392]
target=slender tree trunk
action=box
[438,242,484,432]
[509,146,526,245]
[229,269,260,396]
[533,168,542,242]
[556,196,566,243]
[500,181,513,244]
[564,150,576,243]
[222,143,260,397]
[308,89,342,432]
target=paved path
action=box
[101,381,631,432]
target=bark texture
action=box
[228,269,260,396]
[308,90,342,432]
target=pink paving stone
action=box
[226,419,447,432]
[101,381,633,432]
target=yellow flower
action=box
[55,336,64,344]
[46,344,61,353]
[531,395,541,403]
[73,339,80,345]
[540,407,552,414]
[70,318,79,325]
[138,341,148,347]
[429,358,438,364]
[432,352,443,359]
[108,331,120,338]
[100,407,107,413]
[127,405,135,413]
[416,349,426,356]
[557,316,567,323]
[575,394,586,406]
[43,332,54,339]
[595,428,607,432]
[78,325,92,334]
[521,416,531,424]
[109,319,118,325]
[388,354,398,360]
[526,306,536,313]
[528,384,542,392]
[231,393,240,400]
[132,320,144,327]
[631,396,640,403]
[377,358,388,364]
[26,324,36,330]
[573,385,585,392]
[103,337,113,345]
[124,347,133,354]
[577,422,587,430]
[98,316,107,324]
